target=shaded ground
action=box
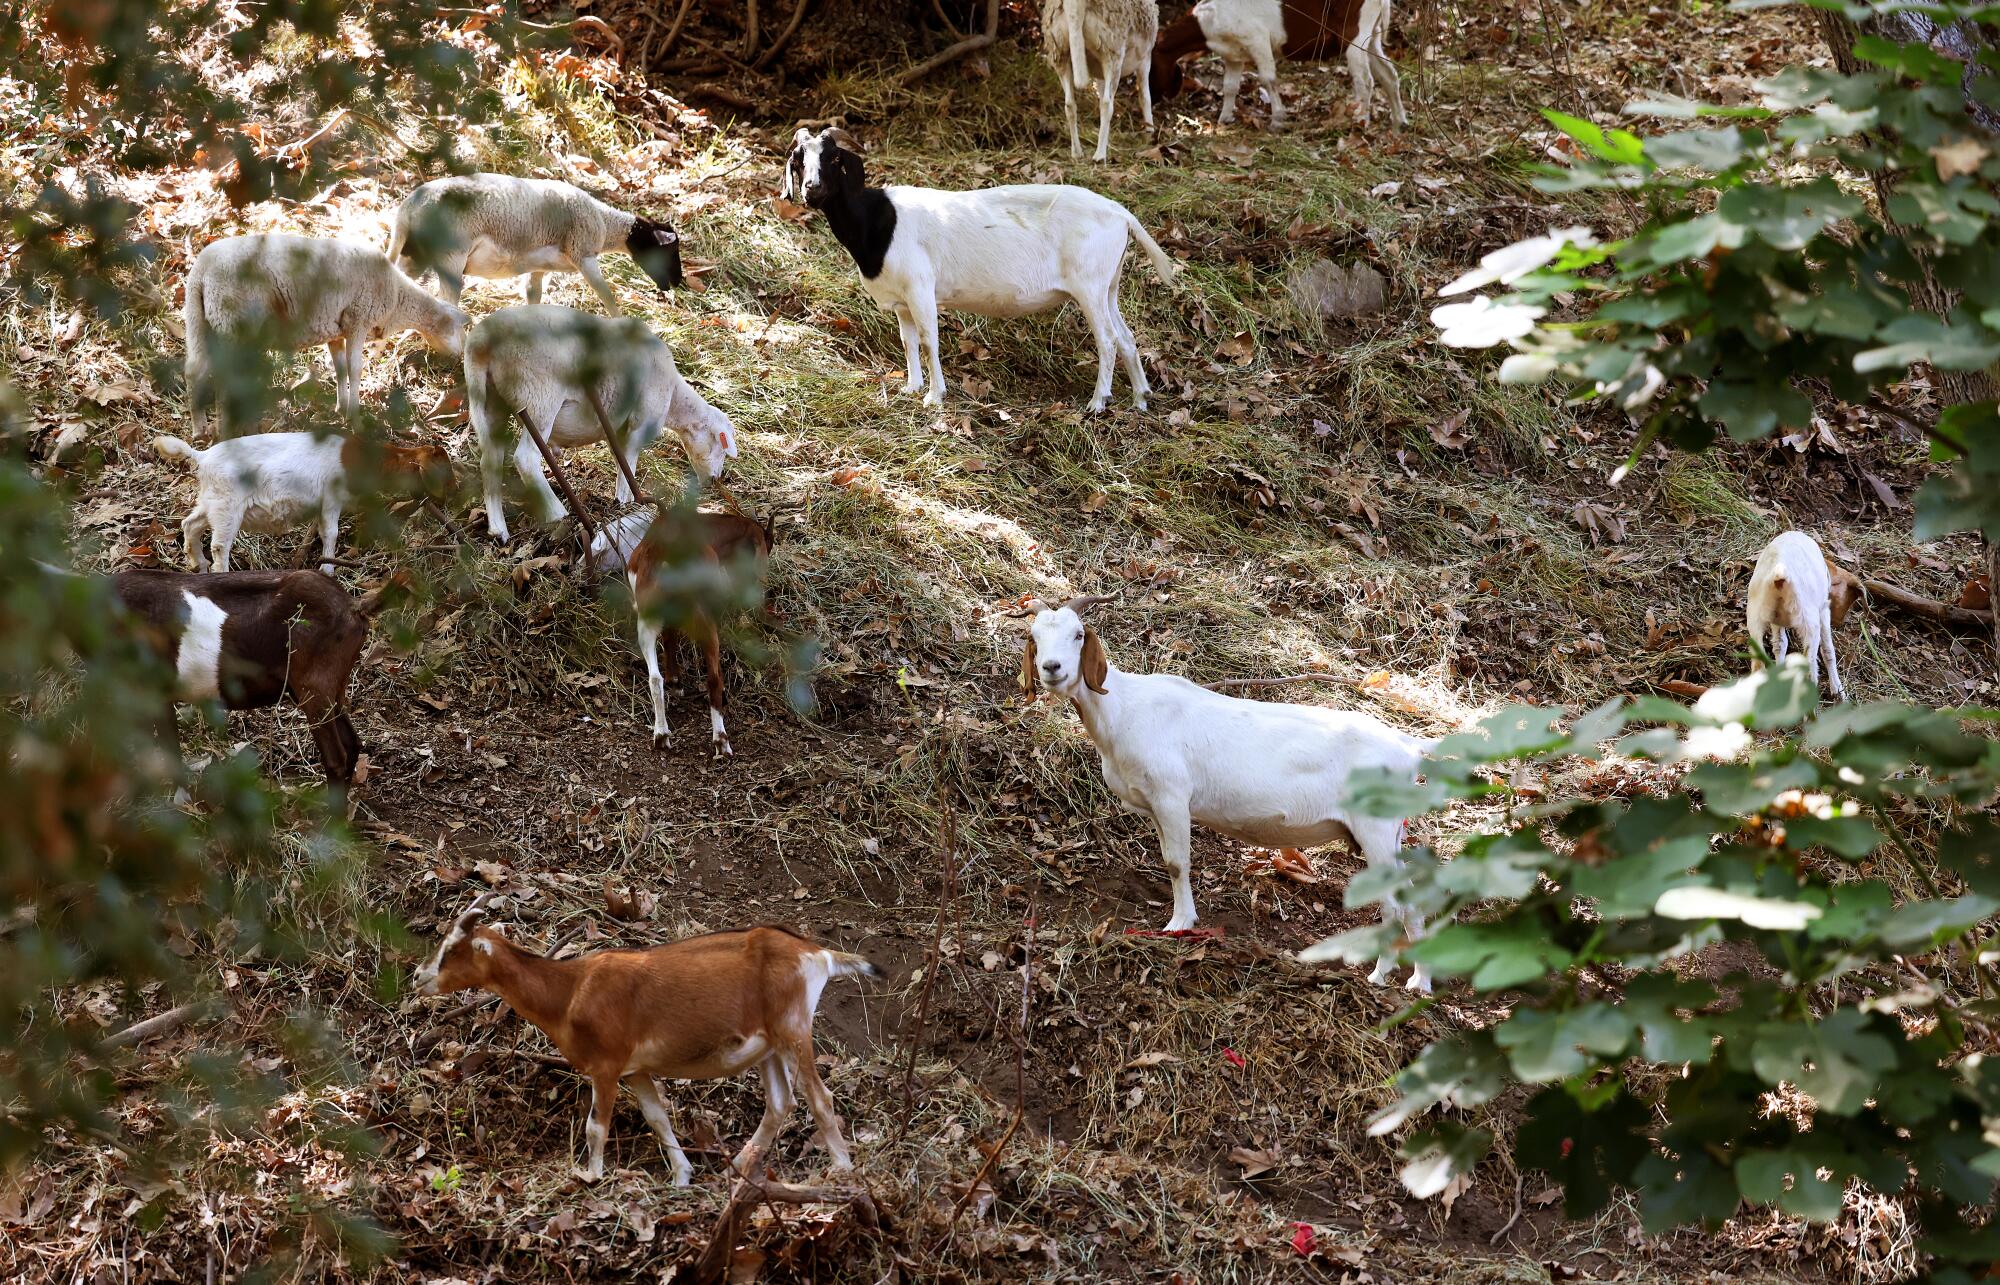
[4,0,1984,1280]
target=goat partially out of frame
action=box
[413,895,882,1185]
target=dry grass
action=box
[3,1,1981,1280]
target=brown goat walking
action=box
[414,894,881,1185]
[112,568,390,789]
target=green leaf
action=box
[1622,973,1718,1064]
[1494,1004,1633,1081]
[1736,1146,1846,1221]
[1879,895,2000,952]
[1635,213,1731,267]
[1368,1035,1511,1134]
[1438,828,1551,901]
[1647,127,1749,172]
[1856,315,2000,373]
[1685,756,1821,815]
[1750,1011,1896,1115]
[1399,1121,1495,1199]
[1697,379,1814,442]
[1716,181,1863,251]
[1937,816,2000,897]
[1409,920,1575,991]
[1804,879,1894,942]
[1544,109,1648,166]
[1516,1085,1652,1217]
[1851,35,1965,83]
[1780,814,1883,858]
[1571,834,1712,920]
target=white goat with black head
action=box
[782,127,1177,413]
[464,305,739,542]
[1018,594,1438,990]
[389,174,683,313]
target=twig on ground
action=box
[896,792,957,1142]
[1489,1172,1526,1245]
[1862,577,1992,629]
[105,1003,202,1049]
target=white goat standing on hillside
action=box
[1746,531,1864,700]
[1044,0,1160,161]
[1018,595,1438,990]
[464,305,739,542]
[183,234,466,438]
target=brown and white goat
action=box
[589,507,774,756]
[112,568,391,789]
[413,895,882,1185]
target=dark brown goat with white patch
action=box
[111,568,391,789]
[414,894,882,1185]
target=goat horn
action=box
[460,890,506,923]
[823,126,858,149]
[1060,593,1118,615]
[1001,596,1050,618]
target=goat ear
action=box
[1080,629,1109,694]
[1018,636,1039,698]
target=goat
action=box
[463,305,739,542]
[782,128,1177,413]
[184,234,467,439]
[111,568,391,790]
[589,507,774,756]
[153,432,455,574]
[414,894,882,1185]
[1151,0,1407,127]
[1018,594,1438,990]
[1746,531,1861,700]
[1043,0,1159,161]
[388,173,684,314]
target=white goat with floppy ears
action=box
[782,127,1177,413]
[1019,595,1438,991]
[464,304,739,542]
[1746,530,1863,700]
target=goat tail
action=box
[1123,211,1180,284]
[1065,0,1090,86]
[152,434,201,466]
[822,949,885,982]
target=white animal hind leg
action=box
[1137,48,1156,131]
[733,1056,797,1178]
[208,506,243,573]
[1820,607,1844,700]
[1106,278,1148,408]
[1218,63,1245,124]
[1254,42,1284,127]
[181,508,212,572]
[1346,43,1376,123]
[1060,74,1083,159]
[628,1077,694,1187]
[318,498,341,574]
[1151,796,1200,932]
[1800,625,1823,692]
[525,272,545,305]
[511,418,568,523]
[786,1050,854,1171]
[1370,46,1407,126]
[612,423,644,503]
[1072,291,1120,414]
[893,305,924,395]
[576,1074,614,1183]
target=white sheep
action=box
[1019,595,1438,991]
[465,305,739,542]
[1044,0,1160,161]
[1746,531,1863,700]
[782,128,1177,412]
[153,432,455,573]
[183,234,467,439]
[387,174,683,314]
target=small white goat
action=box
[1020,595,1438,990]
[184,234,467,438]
[387,174,683,314]
[1044,0,1160,161]
[1150,0,1408,128]
[1746,531,1863,700]
[153,432,454,573]
[1344,0,1406,126]
[465,305,739,542]
[783,128,1177,412]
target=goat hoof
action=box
[652,732,672,752]
[572,1166,603,1185]
[671,1167,694,1188]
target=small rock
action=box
[1288,259,1388,321]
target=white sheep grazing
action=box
[387,174,683,314]
[782,128,1177,412]
[1346,0,1407,127]
[153,432,454,573]
[183,234,467,439]
[1193,0,1289,127]
[465,305,738,542]
[1020,595,1439,991]
[1746,531,1863,700]
[1044,0,1160,161]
